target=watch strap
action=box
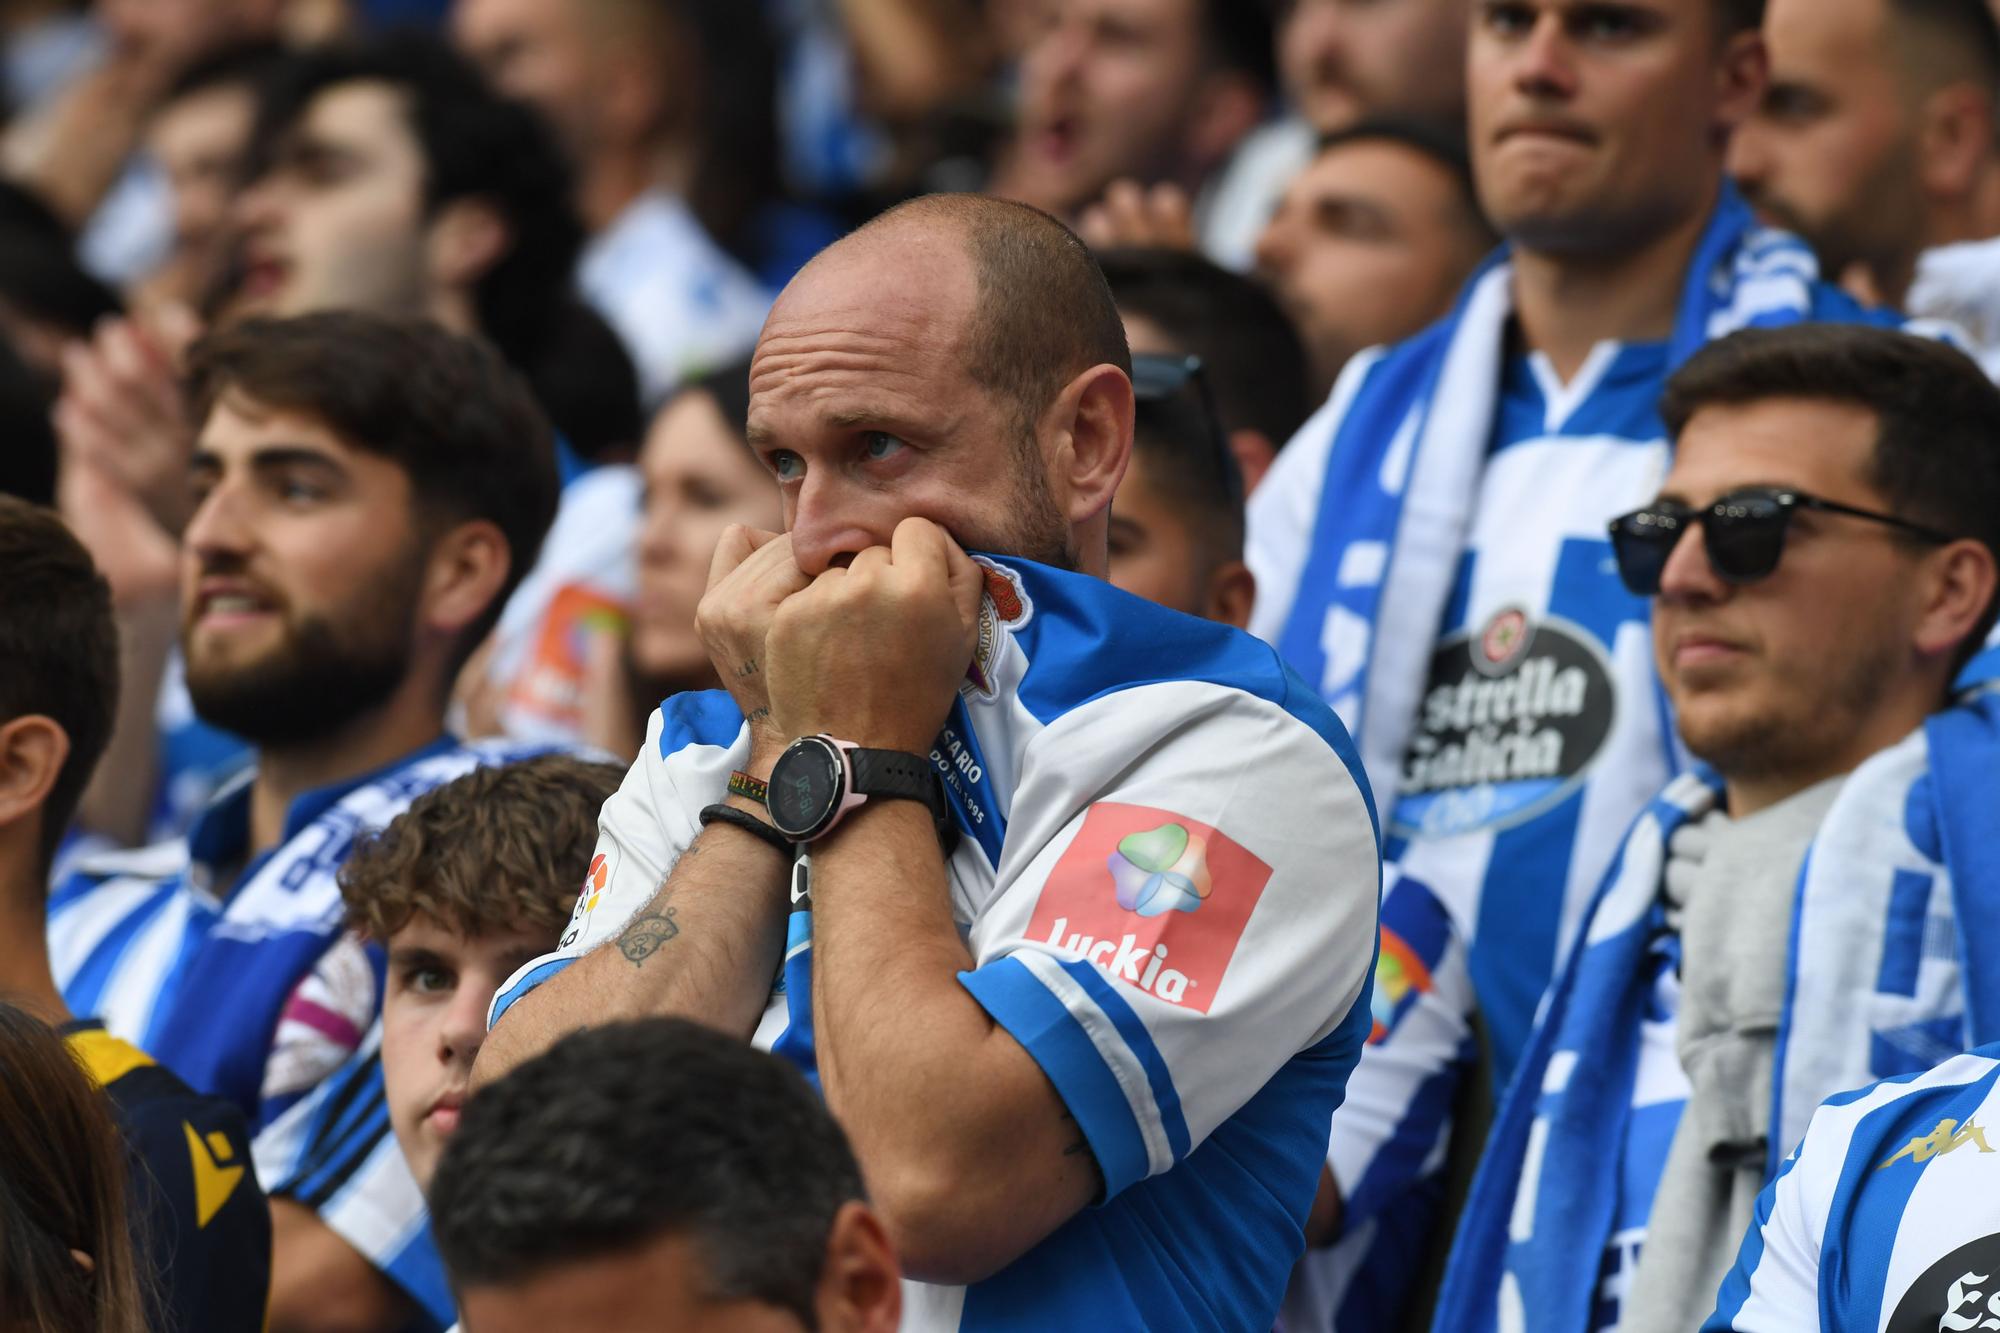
[846,747,948,822]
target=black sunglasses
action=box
[1607,486,1955,595]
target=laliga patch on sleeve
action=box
[1026,802,1272,1014]
[559,846,616,950]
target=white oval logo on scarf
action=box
[1390,608,1616,840]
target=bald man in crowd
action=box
[1731,0,2000,369]
[477,194,1383,1331]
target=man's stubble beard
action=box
[994,433,1078,571]
[185,551,428,749]
[1676,632,1901,792]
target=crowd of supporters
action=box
[6,1,2000,1330]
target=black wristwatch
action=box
[766,734,951,843]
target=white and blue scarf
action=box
[1265,183,1908,805]
[1433,671,2000,1333]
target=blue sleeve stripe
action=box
[960,955,1154,1199]
[1343,1044,1468,1227]
[488,956,577,1030]
[1051,958,1191,1164]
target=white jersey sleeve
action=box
[956,678,1380,1201]
[489,692,747,1028]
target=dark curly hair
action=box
[336,753,624,942]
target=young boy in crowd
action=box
[255,753,624,1331]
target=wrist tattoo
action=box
[746,707,771,726]
[735,658,760,679]
[617,907,680,966]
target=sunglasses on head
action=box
[1606,486,1955,596]
[1129,352,1243,508]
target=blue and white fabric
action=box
[1280,871,1478,1331]
[1706,1045,2000,1332]
[490,555,1383,1332]
[1247,182,1910,1085]
[48,736,544,1126]
[1435,680,2000,1333]
[254,1022,452,1332]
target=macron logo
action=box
[1027,803,1271,1014]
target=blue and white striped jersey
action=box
[48,736,541,1126]
[254,1021,452,1331]
[491,555,1384,1332]
[1707,1046,2000,1332]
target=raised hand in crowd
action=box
[1077,178,1198,253]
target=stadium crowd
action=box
[6,0,2000,1330]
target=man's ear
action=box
[421,519,513,647]
[1712,28,1769,141]
[1204,559,1256,631]
[0,716,69,837]
[1915,538,1999,667]
[1046,363,1135,527]
[1228,429,1277,496]
[1917,84,1997,204]
[427,198,512,291]
[815,1201,903,1333]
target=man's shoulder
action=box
[66,1025,258,1176]
[998,560,1308,720]
[993,560,1368,800]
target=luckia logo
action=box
[1028,803,1274,1014]
[1106,821,1212,917]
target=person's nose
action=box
[1655,518,1728,604]
[438,982,493,1068]
[1726,118,1773,195]
[182,477,256,567]
[1511,13,1580,101]
[787,471,884,577]
[1254,210,1297,277]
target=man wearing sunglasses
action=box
[1435,322,2000,1333]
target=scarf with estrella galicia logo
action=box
[1433,675,2000,1333]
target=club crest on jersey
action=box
[1389,609,1616,840]
[1028,802,1271,1013]
[1888,1234,2000,1332]
[963,559,1032,698]
[558,847,616,950]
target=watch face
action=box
[769,739,844,840]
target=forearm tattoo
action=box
[617,907,680,966]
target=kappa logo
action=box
[1879,1117,1997,1170]
[1027,803,1271,1013]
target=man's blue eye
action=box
[770,452,804,481]
[864,432,907,461]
